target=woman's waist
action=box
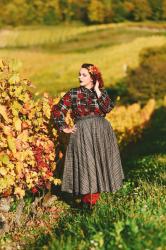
[74,114,105,122]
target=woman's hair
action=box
[81,63,104,89]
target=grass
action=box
[0,22,166,249]
[23,102,166,250]
[0,22,166,96]
[0,21,166,50]
[0,22,127,49]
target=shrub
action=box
[0,60,61,198]
[122,45,166,105]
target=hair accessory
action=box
[88,65,100,75]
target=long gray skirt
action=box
[61,114,125,195]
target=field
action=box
[0,21,166,96]
[0,21,166,249]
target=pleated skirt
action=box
[61,114,125,195]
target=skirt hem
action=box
[61,182,124,195]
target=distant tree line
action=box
[0,0,166,26]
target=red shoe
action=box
[81,193,100,205]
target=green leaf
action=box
[0,154,10,165]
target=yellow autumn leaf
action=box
[14,187,25,198]
[27,160,36,167]
[14,151,27,162]
[9,73,20,85]
[3,125,13,136]
[19,93,30,103]
[11,107,19,116]
[12,100,22,111]
[16,162,24,175]
[7,135,16,154]
[53,178,62,185]
[27,183,33,189]
[9,170,16,177]
[0,105,9,122]
[8,162,14,170]
[13,117,22,132]
[0,167,7,176]
[43,104,50,119]
[14,86,23,96]
[17,130,29,142]
[28,109,36,119]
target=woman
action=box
[51,63,125,209]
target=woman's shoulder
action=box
[69,86,81,94]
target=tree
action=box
[123,1,135,20]
[162,0,166,20]
[25,0,63,25]
[131,0,152,21]
[43,0,63,25]
[68,0,91,23]
[102,0,114,23]
[2,0,29,25]
[87,0,105,24]
[124,45,166,103]
[148,0,163,20]
[111,0,128,22]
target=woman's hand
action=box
[94,80,102,98]
[62,124,77,134]
[94,80,100,92]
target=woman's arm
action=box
[51,89,72,132]
[96,88,115,114]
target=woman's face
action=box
[78,67,94,88]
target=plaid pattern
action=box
[61,115,125,195]
[51,86,115,132]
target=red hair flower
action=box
[88,65,100,75]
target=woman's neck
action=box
[83,83,94,90]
